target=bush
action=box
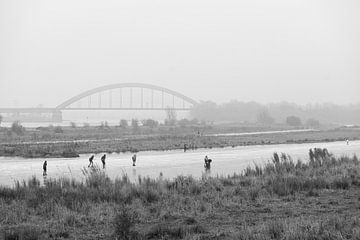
[146,223,206,239]
[178,118,190,127]
[267,220,284,239]
[119,119,128,128]
[257,109,275,125]
[53,126,63,133]
[2,225,41,240]
[141,119,158,128]
[99,121,110,129]
[286,116,302,127]
[333,177,351,190]
[141,188,160,203]
[113,207,137,240]
[11,121,25,135]
[165,108,177,126]
[248,186,260,201]
[306,118,320,128]
[131,119,139,130]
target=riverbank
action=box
[1,150,360,239]
[0,127,359,158]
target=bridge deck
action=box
[0,107,191,113]
[0,108,57,113]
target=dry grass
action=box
[1,150,360,239]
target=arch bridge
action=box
[0,83,198,122]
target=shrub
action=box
[286,116,302,127]
[146,225,184,239]
[131,119,139,132]
[11,121,25,135]
[257,109,275,125]
[2,225,41,240]
[248,186,260,201]
[178,118,190,127]
[267,220,284,239]
[306,118,320,128]
[333,177,351,190]
[146,223,206,239]
[113,207,137,240]
[119,119,128,128]
[141,119,158,128]
[141,188,160,203]
[53,126,63,133]
[99,121,110,129]
[306,189,319,197]
[165,108,177,126]
[82,166,111,189]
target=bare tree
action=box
[305,118,320,128]
[119,119,128,128]
[286,116,302,127]
[165,107,177,125]
[131,119,139,129]
[11,121,25,135]
[142,119,158,128]
[257,109,275,125]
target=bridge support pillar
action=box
[52,111,63,122]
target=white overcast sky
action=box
[0,0,359,107]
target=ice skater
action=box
[88,155,94,167]
[43,160,47,176]
[132,154,137,166]
[204,155,212,170]
[101,154,106,168]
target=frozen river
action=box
[1,140,360,187]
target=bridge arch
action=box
[55,83,198,110]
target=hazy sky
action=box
[0,0,359,107]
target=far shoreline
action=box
[0,127,359,159]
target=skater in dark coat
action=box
[43,161,47,176]
[88,155,94,167]
[204,155,212,170]
[101,154,106,169]
[132,154,137,166]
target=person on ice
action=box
[101,154,106,169]
[132,154,137,166]
[43,160,47,176]
[88,155,94,167]
[204,155,212,170]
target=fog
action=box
[1,0,359,108]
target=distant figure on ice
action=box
[204,155,212,170]
[101,154,106,168]
[88,155,94,167]
[132,154,137,166]
[346,139,349,145]
[184,143,187,152]
[43,160,47,176]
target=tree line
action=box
[190,101,360,126]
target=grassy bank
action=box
[0,124,296,143]
[0,127,359,158]
[1,149,360,239]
